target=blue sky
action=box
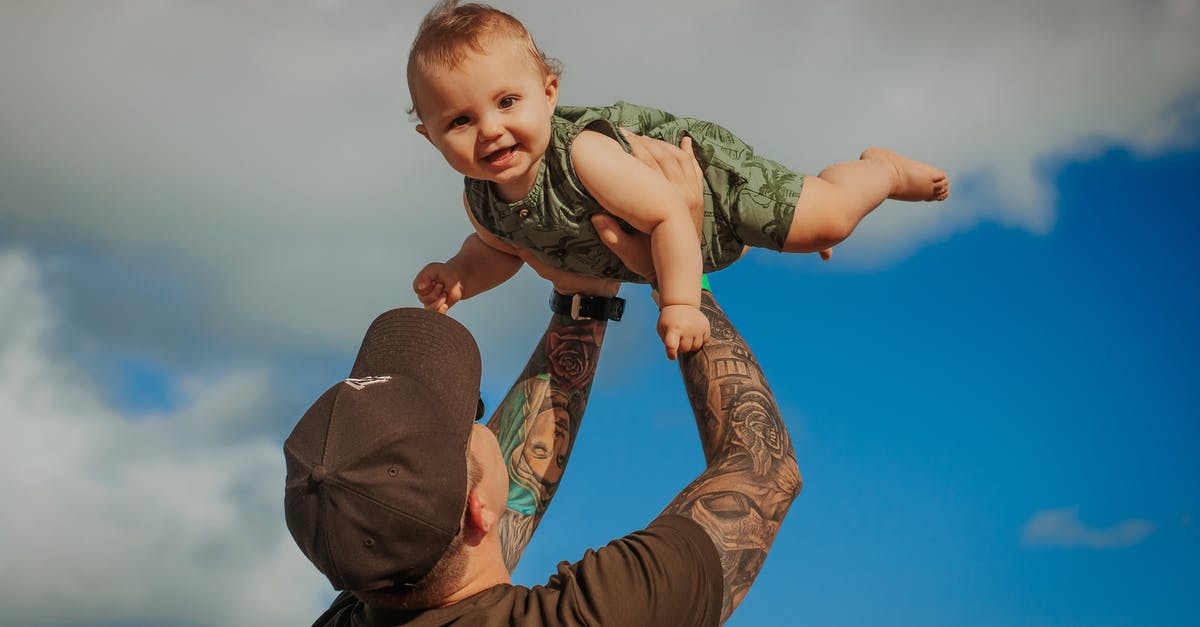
[1,1,1198,626]
[510,144,1200,627]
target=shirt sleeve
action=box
[540,514,723,627]
[310,590,358,627]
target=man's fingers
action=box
[592,213,621,245]
[591,213,656,283]
[623,127,689,178]
[618,131,704,221]
[590,214,634,256]
[621,128,664,176]
[680,135,694,155]
[681,136,702,179]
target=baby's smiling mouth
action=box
[483,144,519,164]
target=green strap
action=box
[701,274,711,291]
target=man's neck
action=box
[361,539,513,619]
[438,540,513,606]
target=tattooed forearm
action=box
[488,313,607,571]
[497,510,537,572]
[663,292,802,624]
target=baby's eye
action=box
[498,96,516,109]
[450,116,469,128]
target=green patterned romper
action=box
[464,101,804,284]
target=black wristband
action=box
[549,290,625,321]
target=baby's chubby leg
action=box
[783,148,949,253]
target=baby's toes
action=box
[931,177,950,201]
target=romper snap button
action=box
[518,209,530,219]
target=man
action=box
[284,137,803,625]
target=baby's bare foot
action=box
[861,147,950,201]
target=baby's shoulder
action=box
[567,129,631,172]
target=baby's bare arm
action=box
[414,197,524,312]
[447,231,524,300]
[571,130,708,358]
[413,231,521,313]
[455,194,526,298]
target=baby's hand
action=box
[413,262,464,314]
[656,304,711,360]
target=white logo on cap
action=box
[343,376,392,390]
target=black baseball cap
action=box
[284,308,482,591]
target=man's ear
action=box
[462,489,497,545]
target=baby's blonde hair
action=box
[407,1,561,118]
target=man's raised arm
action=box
[481,129,705,572]
[662,291,803,623]
[585,132,801,621]
[484,297,612,571]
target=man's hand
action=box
[412,262,463,313]
[621,129,704,235]
[590,215,655,285]
[590,132,707,287]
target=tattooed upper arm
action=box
[661,292,802,624]
[486,314,608,572]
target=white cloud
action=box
[0,0,1197,361]
[0,3,1193,618]
[1021,507,1156,549]
[0,250,330,627]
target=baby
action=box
[410,1,949,358]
